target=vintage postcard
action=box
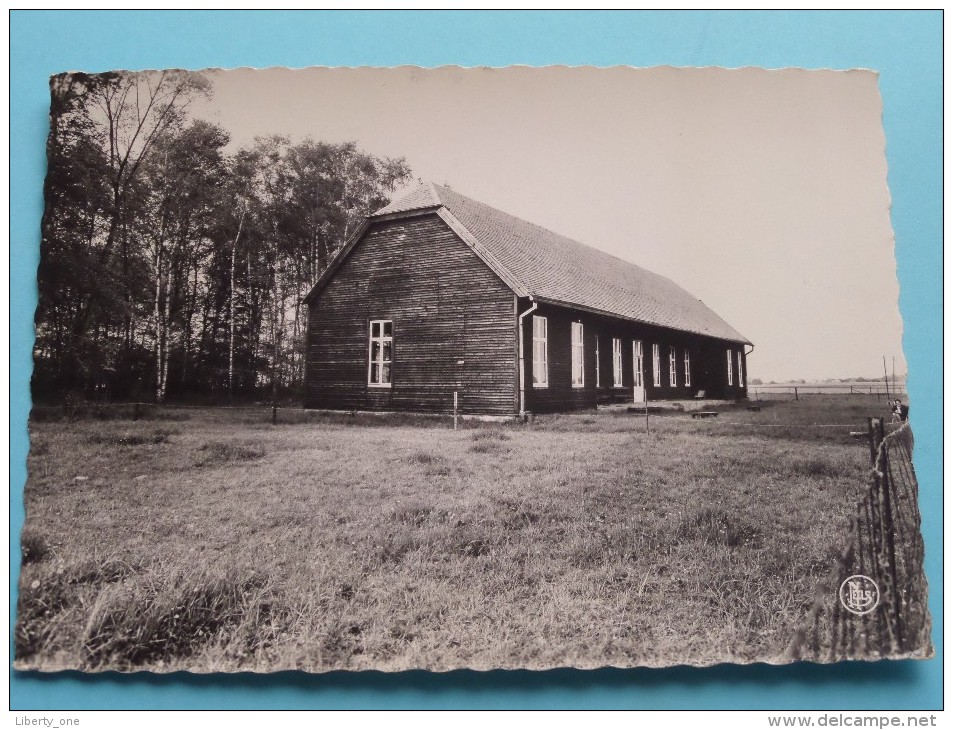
[17,66,931,673]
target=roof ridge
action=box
[432,183,585,239]
[426,180,440,206]
[430,183,697,295]
[372,180,442,216]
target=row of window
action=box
[532,315,744,389]
[364,317,744,389]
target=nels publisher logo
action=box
[839,575,880,615]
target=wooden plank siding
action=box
[306,212,747,416]
[305,214,518,416]
[520,301,747,413]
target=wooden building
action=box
[304,183,751,417]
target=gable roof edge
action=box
[302,219,372,304]
[434,208,529,298]
[303,207,447,304]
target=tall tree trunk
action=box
[154,241,165,403]
[292,293,302,394]
[181,257,199,389]
[228,207,245,403]
[160,271,172,402]
[271,282,283,425]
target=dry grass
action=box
[16,396,891,672]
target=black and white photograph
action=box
[16,65,932,673]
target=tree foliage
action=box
[35,71,415,403]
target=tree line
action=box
[34,70,414,404]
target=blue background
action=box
[10,10,942,710]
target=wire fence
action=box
[748,385,906,400]
[784,418,931,662]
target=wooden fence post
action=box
[794,386,799,401]
[883,356,891,403]
[867,415,903,652]
[867,415,883,465]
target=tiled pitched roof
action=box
[372,183,751,344]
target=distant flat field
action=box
[750,381,906,395]
[16,396,894,673]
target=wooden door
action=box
[632,340,645,402]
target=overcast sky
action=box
[193,65,903,382]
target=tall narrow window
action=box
[727,348,734,386]
[368,320,393,387]
[571,322,585,388]
[532,315,548,387]
[594,334,600,388]
[633,341,644,390]
[684,349,691,387]
[612,338,623,387]
[737,351,744,388]
[669,346,677,387]
[652,344,661,387]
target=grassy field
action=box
[16,395,895,673]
